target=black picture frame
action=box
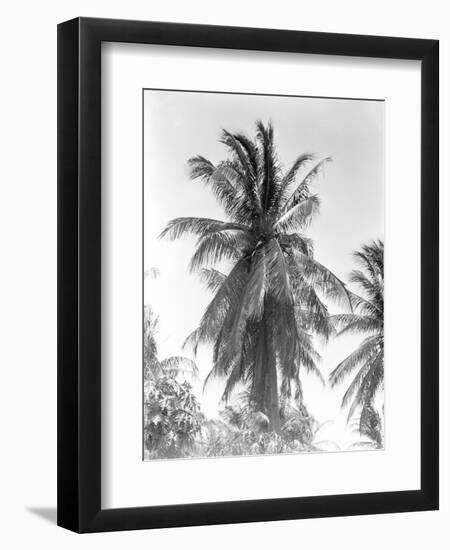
[57,17,439,533]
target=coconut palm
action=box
[329,240,384,435]
[160,121,351,432]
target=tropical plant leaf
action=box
[346,352,383,421]
[159,356,199,379]
[200,268,227,293]
[280,153,315,194]
[292,249,352,309]
[329,335,380,387]
[159,216,249,241]
[187,156,248,220]
[330,313,382,336]
[275,194,320,233]
[282,157,332,213]
[184,257,250,353]
[265,239,294,305]
[189,231,249,272]
[255,120,282,216]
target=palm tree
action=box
[329,240,384,436]
[160,121,351,432]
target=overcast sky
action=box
[143,89,384,450]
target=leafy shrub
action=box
[144,376,203,459]
[198,402,316,457]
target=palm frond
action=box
[183,258,250,353]
[292,249,352,309]
[241,245,267,320]
[231,132,259,177]
[265,239,294,305]
[294,282,335,340]
[221,329,256,402]
[220,129,256,179]
[255,121,282,216]
[280,233,314,257]
[331,313,382,336]
[329,335,380,387]
[204,313,256,393]
[159,356,199,379]
[354,240,384,278]
[275,194,320,233]
[350,269,375,294]
[189,231,248,272]
[220,359,247,402]
[187,156,251,222]
[329,239,384,430]
[282,157,332,213]
[199,268,227,293]
[280,153,315,193]
[274,300,322,384]
[347,289,382,317]
[341,360,373,408]
[359,404,383,447]
[280,375,304,402]
[220,129,262,215]
[294,328,323,381]
[346,352,383,421]
[159,216,249,241]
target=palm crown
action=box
[329,240,384,432]
[160,121,351,432]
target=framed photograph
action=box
[57,17,439,533]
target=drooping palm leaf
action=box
[159,216,249,241]
[346,352,383,421]
[329,335,381,387]
[159,356,199,379]
[331,313,382,336]
[200,268,227,293]
[275,194,320,233]
[282,157,332,213]
[279,153,315,195]
[330,240,384,434]
[188,231,249,272]
[293,249,353,308]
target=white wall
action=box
[0,1,447,547]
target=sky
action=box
[143,89,384,450]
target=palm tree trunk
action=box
[265,361,280,432]
[251,310,281,433]
[251,323,266,413]
[262,306,280,433]
[263,314,280,433]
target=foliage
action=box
[143,270,200,459]
[358,404,383,448]
[198,400,318,457]
[160,121,351,431]
[329,240,384,442]
[144,305,199,382]
[143,305,159,376]
[144,376,203,459]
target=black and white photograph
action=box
[0,2,442,544]
[143,90,385,460]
